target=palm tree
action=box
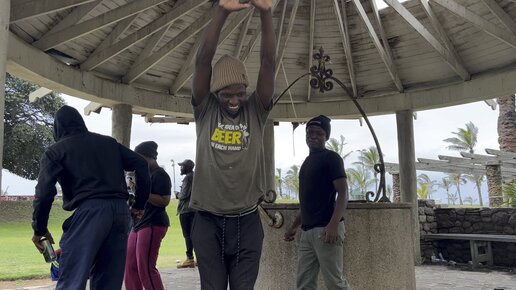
[347,166,375,200]
[417,183,429,199]
[497,95,516,152]
[417,173,437,200]
[449,173,467,205]
[444,122,484,205]
[443,121,478,154]
[466,174,485,206]
[285,165,300,199]
[275,168,284,198]
[354,146,381,189]
[439,177,453,204]
[326,135,352,163]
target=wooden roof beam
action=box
[32,0,167,51]
[370,0,406,88]
[417,158,450,165]
[385,162,486,175]
[233,13,253,59]
[334,0,357,97]
[419,0,470,81]
[438,154,476,163]
[169,36,203,95]
[485,148,516,159]
[240,0,281,64]
[95,14,140,53]
[81,0,206,71]
[307,0,316,102]
[460,151,504,161]
[430,0,516,48]
[122,10,216,84]
[29,87,52,102]
[144,115,194,124]
[384,0,470,81]
[125,8,259,84]
[385,162,516,179]
[84,102,103,115]
[170,0,281,94]
[352,0,404,92]
[274,0,301,78]
[42,0,104,36]
[481,0,516,36]
[132,24,172,68]
[275,0,288,58]
[10,0,96,23]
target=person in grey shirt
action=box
[176,159,196,268]
[189,0,276,289]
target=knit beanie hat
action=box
[306,115,331,140]
[135,141,158,160]
[211,54,249,93]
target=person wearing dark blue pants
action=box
[31,105,150,290]
[58,199,130,289]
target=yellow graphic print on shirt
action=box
[210,122,250,151]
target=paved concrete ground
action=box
[1,265,515,289]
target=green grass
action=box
[0,200,184,281]
[0,198,300,281]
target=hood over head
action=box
[53,105,88,141]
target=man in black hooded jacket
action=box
[31,105,150,290]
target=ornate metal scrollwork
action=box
[274,47,390,203]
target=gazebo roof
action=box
[7,0,516,121]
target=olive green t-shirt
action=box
[190,92,270,214]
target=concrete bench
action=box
[424,233,516,267]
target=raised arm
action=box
[252,0,276,107]
[192,0,251,105]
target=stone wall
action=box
[418,201,516,267]
[418,200,438,262]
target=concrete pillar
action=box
[0,0,11,193]
[392,173,401,203]
[486,164,503,207]
[112,104,133,147]
[263,120,275,198]
[396,110,421,264]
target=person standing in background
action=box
[176,159,196,269]
[125,141,172,290]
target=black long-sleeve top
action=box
[32,106,150,236]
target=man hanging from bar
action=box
[189,0,275,289]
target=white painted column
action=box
[0,0,11,192]
[112,104,133,147]
[263,120,275,198]
[396,110,421,264]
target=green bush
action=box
[502,182,516,208]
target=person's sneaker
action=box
[177,258,195,269]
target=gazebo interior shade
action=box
[7,0,516,120]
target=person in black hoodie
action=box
[31,105,150,290]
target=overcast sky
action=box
[3,94,500,205]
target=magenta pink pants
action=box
[124,226,168,290]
